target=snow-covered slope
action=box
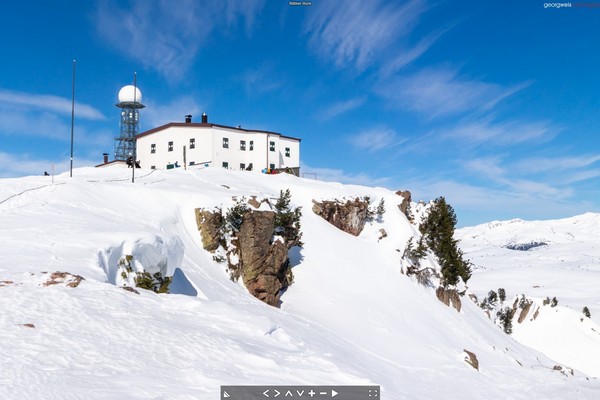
[1,166,598,399]
[457,215,600,377]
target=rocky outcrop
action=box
[464,349,479,371]
[517,301,533,323]
[195,194,301,307]
[312,198,369,236]
[436,287,462,312]
[396,190,412,217]
[195,209,223,252]
[42,271,84,288]
[237,210,294,307]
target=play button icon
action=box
[331,390,338,397]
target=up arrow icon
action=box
[331,390,338,398]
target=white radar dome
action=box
[118,85,143,103]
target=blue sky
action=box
[1,0,599,226]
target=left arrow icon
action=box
[263,390,270,397]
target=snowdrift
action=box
[1,166,598,399]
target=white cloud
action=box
[304,0,427,71]
[0,152,98,178]
[441,117,556,146]
[144,96,203,128]
[403,177,587,226]
[240,65,284,96]
[377,68,529,118]
[379,27,447,77]
[94,0,265,81]
[464,157,507,181]
[348,128,404,153]
[300,163,391,187]
[0,109,70,140]
[317,97,366,121]
[0,88,104,120]
[515,155,600,174]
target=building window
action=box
[269,141,275,152]
[223,138,229,148]
[150,144,156,154]
[285,147,290,157]
[240,163,246,170]
[240,140,246,151]
[190,138,195,149]
[269,163,275,170]
[168,141,173,152]
[250,140,254,151]
[222,161,229,169]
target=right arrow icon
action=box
[331,390,338,398]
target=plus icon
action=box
[308,390,316,397]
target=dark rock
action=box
[21,323,35,328]
[436,287,462,312]
[518,302,533,323]
[396,190,412,216]
[195,208,223,252]
[464,349,479,370]
[378,228,387,240]
[312,198,369,236]
[237,211,293,307]
[248,196,262,209]
[43,272,84,288]
[121,286,140,295]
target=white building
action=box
[135,114,301,174]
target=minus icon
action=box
[319,392,327,395]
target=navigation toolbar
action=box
[221,386,380,400]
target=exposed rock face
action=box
[396,190,412,217]
[195,209,223,252]
[43,271,84,288]
[312,198,369,236]
[436,287,462,312]
[517,302,533,323]
[237,211,293,306]
[464,349,479,371]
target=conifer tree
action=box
[274,189,303,247]
[420,197,472,287]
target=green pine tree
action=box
[420,197,472,287]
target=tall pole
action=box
[132,72,137,183]
[70,59,76,177]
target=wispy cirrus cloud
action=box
[348,127,405,153]
[0,152,99,178]
[377,68,529,118]
[304,0,428,71]
[94,0,265,81]
[317,97,366,121]
[144,96,204,128]
[240,64,284,96]
[379,27,449,77]
[403,177,588,226]
[300,162,391,187]
[514,155,600,174]
[439,117,557,146]
[0,88,104,120]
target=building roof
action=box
[136,122,301,142]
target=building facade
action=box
[135,115,301,173]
